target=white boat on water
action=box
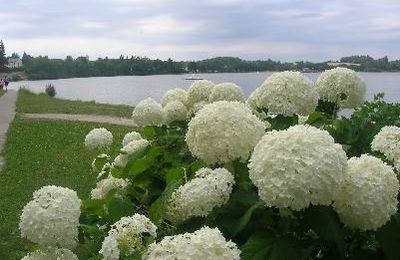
[185,74,203,80]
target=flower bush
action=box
[316,67,366,108]
[186,80,214,107]
[132,98,164,127]
[209,82,246,103]
[333,155,399,231]
[19,72,400,260]
[371,125,400,170]
[84,128,113,150]
[186,101,265,165]
[249,71,318,116]
[160,88,188,107]
[249,125,347,211]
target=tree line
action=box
[2,40,400,80]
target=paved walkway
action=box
[0,90,18,170]
[21,113,136,126]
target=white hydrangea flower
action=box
[249,125,347,211]
[164,101,188,124]
[209,82,245,103]
[122,131,143,147]
[161,88,188,107]
[166,168,235,223]
[113,154,128,168]
[316,67,366,108]
[251,71,318,116]
[91,153,111,172]
[334,155,399,231]
[19,186,81,249]
[186,101,265,165]
[187,80,215,108]
[121,139,150,155]
[100,214,157,259]
[90,176,129,199]
[186,101,208,118]
[22,248,78,260]
[143,226,240,260]
[84,128,113,150]
[100,235,120,260]
[132,98,164,127]
[371,126,400,170]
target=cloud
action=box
[1,0,400,60]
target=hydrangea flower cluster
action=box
[143,226,240,260]
[122,131,143,147]
[132,98,164,127]
[100,214,157,259]
[316,67,366,108]
[249,71,319,116]
[371,126,400,170]
[186,101,265,165]
[21,248,78,260]
[334,155,399,231]
[249,125,347,211]
[161,88,188,107]
[84,128,113,150]
[121,139,150,155]
[166,168,235,223]
[163,101,188,124]
[19,186,81,249]
[209,82,246,103]
[90,176,129,199]
[186,80,214,107]
[186,100,208,118]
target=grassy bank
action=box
[0,117,133,259]
[16,89,133,118]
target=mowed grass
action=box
[16,89,134,118]
[0,117,133,259]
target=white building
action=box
[6,58,23,69]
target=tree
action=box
[0,40,7,69]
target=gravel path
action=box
[0,91,17,170]
[20,113,136,126]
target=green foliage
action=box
[16,88,133,117]
[45,83,56,97]
[78,96,400,259]
[328,94,400,157]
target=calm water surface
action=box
[8,72,400,106]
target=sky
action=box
[1,0,399,61]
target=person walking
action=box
[0,78,4,91]
[4,76,9,91]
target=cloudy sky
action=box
[1,0,399,61]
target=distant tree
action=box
[11,52,20,59]
[0,40,7,69]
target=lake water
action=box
[8,72,400,106]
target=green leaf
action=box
[142,126,157,139]
[377,213,400,260]
[304,206,345,256]
[306,112,328,127]
[241,231,274,260]
[81,199,107,217]
[93,155,109,172]
[269,236,309,260]
[149,180,183,225]
[165,167,185,185]
[232,200,264,236]
[106,197,135,223]
[268,115,299,130]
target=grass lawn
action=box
[16,89,134,118]
[0,117,133,259]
